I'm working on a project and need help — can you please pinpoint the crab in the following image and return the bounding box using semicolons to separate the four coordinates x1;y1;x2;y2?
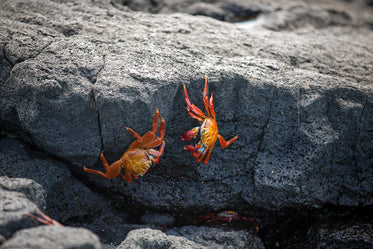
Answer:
27;208;63;226
182;76;238;164
83;106;165;183
193;210;259;231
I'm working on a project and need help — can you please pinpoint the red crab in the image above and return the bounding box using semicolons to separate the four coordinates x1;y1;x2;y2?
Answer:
84;107;165;183
193;210;259;231
27;208;63;226
182;76;238;164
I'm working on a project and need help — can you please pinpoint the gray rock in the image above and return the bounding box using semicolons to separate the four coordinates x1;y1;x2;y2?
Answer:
117;228;206;249
0;225;101;249
0;0;372;213
0;189;39;239
313;222;373;249
0;176;45;210
167;226;265;249
0;138;107;222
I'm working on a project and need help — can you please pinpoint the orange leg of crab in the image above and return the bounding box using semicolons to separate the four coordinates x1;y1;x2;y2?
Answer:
143;116;165;148
203;75;216;119
183;82;205;122
217;134;239;148
83;151;122;179
202;146;214;164
148;140;165;164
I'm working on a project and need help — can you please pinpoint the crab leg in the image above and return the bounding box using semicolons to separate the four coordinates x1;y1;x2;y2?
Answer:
149;140;165;164
83;152;122;179
183;82;205;122
125;126;142;141
217;134;239;148
208;92;215;119
203;75;212;117
27;208;63;226
196;148;209;163
202;146;214;164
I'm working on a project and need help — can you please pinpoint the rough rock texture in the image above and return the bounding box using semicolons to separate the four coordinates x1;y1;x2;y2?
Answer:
117;228;206;249
1;0;370;212
0;138;108;223
0;225;101;249
315;222;373;249
0;176;45;210
0;0;372;248
167;226;265;249
0;189;39;239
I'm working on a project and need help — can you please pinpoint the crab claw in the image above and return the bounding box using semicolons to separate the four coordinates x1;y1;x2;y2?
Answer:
182;130;197;141
184;144;200;152
182;127;199;141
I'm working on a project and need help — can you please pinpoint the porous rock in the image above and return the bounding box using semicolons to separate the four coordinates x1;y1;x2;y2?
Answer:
0;225;101;249
116;228;206;249
0;0;372;213
0;189;39;239
0;138;108;223
310;221;373;249
0;176;45;210
167;226;265;249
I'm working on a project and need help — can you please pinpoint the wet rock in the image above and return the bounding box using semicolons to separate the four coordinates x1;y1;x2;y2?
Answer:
0;225;101;249
0;189;39;239
167;226;265;249
0;176;45;210
0;138;108;223
117;228;206;249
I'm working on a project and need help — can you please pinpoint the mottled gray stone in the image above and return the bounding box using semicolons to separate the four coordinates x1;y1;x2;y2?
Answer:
0;138;107;223
167;226;265;249
0;0;372;212
315;222;373;249
0;225;101;249
0;176;45;210
0;189;39;239
117;228;206;249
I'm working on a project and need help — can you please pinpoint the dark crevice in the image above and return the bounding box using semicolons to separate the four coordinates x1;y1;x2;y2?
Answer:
252;86;278;192
88;55;106;151
90;88;104;152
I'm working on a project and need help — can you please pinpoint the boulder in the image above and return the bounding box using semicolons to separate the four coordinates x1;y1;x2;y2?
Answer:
0;176;45;210
167;226;265;249
0;138;108;223
0;0;372;213
117;228;206;249
0;225;101;249
0;189;39;239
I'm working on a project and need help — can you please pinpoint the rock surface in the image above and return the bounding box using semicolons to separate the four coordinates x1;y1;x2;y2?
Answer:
0;138;108;223
0;176;45;210
0;225;101;249
117;228;206;249
1;0;371;212
0;189;39;239
0;0;372;248
167;226;264;249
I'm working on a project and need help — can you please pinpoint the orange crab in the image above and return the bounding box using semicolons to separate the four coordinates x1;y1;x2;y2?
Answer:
182;76;238;164
83;107;165;183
